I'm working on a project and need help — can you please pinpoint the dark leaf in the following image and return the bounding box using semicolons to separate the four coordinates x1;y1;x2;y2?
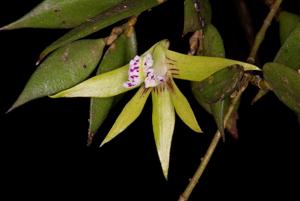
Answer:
39;0;166;61
279;11;300;44
9;39;105;111
0;0;124;29
183;0;211;35
263;62;300;113
275;22;300;71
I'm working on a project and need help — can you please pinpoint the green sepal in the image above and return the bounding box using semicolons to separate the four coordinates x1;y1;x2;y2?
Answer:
169;79;202;133
167;50;259;82
152;88;175;179
100;87;151;146
51;65;133;98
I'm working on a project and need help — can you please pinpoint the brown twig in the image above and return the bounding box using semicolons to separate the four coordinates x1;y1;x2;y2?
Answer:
178;79;248;201
247;0;282;64
104;16;138;46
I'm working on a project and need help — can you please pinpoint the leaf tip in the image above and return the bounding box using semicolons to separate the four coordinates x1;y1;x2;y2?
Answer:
0;23;15;31
6;96;30;113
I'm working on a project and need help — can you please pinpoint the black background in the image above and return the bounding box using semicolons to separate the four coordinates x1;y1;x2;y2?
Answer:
1;0;300;200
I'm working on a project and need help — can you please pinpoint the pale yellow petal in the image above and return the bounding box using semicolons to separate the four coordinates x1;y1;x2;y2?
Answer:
169;80;202;133
100;87;151;146
51;65;136;98
166;50;260;81
152;88;175;179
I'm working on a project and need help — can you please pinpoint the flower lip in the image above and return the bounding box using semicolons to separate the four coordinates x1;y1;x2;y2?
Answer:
124;53;167;89
123;55;142;88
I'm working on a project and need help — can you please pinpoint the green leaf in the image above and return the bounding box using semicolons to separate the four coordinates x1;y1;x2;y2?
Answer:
191;65;244;103
275;22;300;71
100;87;151;146
88;29;137;145
279;11;300;44
198;0;212;24
0;0;124;30
202;24;225;57
51;65;133;98
167;50;259;81
191;65;243;137
39;0;166;60
210;101;225;140
88;98;113;145
170;79;202;133
183;0;212;35
251;89;269;104
152;88;175;179
183;0;201;35
263;62;300;113
9;39;105;111
225;98;239;139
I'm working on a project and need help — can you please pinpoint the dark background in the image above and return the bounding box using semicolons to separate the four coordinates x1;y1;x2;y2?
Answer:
1;0;299;200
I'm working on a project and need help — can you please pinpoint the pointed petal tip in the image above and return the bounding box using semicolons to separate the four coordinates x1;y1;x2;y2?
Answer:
6;106;15;114
195;126;203;133
99;139;108;148
163;171;168;180
0;26;6;31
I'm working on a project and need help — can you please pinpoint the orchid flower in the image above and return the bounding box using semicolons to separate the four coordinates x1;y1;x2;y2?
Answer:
51;40;259;178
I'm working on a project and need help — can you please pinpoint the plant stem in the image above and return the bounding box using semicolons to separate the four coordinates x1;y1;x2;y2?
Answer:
178;2;281;199
178;83;246;201
178;131;220;201
247;0;282;63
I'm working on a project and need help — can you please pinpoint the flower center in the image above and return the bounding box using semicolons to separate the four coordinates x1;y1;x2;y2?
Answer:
123;54;166;88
